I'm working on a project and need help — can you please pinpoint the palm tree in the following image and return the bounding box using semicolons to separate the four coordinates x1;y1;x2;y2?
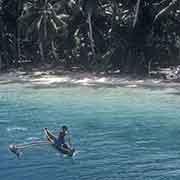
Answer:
17;0;27;62
18;0;68;62
81;0;98;64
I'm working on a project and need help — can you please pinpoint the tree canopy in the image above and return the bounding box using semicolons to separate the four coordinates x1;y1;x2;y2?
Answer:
0;0;180;74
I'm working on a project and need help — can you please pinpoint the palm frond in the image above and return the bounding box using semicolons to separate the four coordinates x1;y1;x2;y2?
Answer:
153;0;178;23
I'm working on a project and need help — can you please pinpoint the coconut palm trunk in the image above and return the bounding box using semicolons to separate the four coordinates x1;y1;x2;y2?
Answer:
17;0;23;62
51;40;58;62
0;54;2;71
133;0;141;28
17;23;21;61
39;41;45;62
87;12;96;63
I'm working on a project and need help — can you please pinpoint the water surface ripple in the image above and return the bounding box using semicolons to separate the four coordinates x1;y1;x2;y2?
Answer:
0;84;180;180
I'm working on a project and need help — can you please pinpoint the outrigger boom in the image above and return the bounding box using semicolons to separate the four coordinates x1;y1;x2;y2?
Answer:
9;141;49;158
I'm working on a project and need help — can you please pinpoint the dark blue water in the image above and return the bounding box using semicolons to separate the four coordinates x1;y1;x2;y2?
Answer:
1;83;180;180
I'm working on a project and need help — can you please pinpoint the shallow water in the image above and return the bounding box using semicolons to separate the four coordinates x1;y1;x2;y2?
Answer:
1;83;180;180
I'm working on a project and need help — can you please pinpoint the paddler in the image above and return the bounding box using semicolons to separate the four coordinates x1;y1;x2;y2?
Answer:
56;125;72;150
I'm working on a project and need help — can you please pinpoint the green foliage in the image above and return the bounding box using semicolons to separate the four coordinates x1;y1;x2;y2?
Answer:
0;0;180;73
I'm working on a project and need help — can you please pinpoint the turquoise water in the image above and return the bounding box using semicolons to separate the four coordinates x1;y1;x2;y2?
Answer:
1;83;180;180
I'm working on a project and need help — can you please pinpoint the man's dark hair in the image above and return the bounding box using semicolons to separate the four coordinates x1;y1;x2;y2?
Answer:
62;125;68;130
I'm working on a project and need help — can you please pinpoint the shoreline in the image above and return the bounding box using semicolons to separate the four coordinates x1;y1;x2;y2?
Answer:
0;68;180;90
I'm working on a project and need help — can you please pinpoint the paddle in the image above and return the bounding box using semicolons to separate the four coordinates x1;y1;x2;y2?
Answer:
67;130;73;149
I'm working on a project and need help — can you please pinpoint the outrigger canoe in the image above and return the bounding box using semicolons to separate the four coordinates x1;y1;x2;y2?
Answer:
44;128;75;156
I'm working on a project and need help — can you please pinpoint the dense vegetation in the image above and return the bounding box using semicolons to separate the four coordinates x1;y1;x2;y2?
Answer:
0;0;180;74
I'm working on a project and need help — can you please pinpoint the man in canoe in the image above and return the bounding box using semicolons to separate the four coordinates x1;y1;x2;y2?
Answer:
56;125;72;150
44;126;74;155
